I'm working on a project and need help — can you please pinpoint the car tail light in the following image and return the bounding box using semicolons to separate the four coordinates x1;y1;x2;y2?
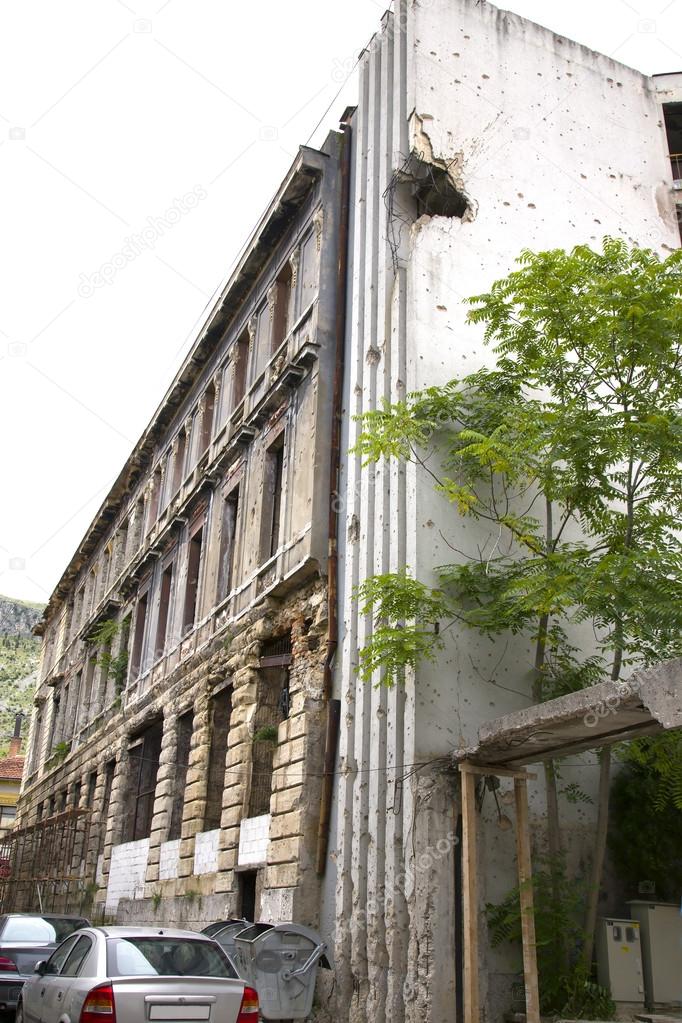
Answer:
80;983;116;1023
236;986;258;1021
0;956;17;972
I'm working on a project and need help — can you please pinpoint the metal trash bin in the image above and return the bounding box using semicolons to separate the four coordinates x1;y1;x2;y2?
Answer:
234;922;331;1020
204;919;250;975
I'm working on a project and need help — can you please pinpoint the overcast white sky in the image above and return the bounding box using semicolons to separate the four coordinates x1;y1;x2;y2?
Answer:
0;0;678;607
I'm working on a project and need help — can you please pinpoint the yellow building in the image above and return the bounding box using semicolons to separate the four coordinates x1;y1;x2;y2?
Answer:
0;724;24;841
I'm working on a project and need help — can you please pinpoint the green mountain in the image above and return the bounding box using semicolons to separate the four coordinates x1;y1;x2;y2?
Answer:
0;596;44;756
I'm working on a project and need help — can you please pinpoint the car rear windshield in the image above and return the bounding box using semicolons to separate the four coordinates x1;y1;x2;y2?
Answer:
107;938;237;979
2;917;89;943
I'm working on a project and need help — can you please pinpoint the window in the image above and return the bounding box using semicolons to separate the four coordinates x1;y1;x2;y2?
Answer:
663;103;682;241
81;652;97;725
271;262;292;352
217;488;239;601
98;760;115;859
204;687;232;831
261;436;284;561
168;710;193;841
172;430;187;495
43;935;80;974
248;636;290;819
107;938;236;979
125;721;163;843
147;468;162;531
86;771;97;807
1;917;89;943
131;590;149;678
154;560;175;659
0;806;16;829
73;780;82;809
200;383;216;454
232;333;249;412
61;935;92;977
182;524;204;633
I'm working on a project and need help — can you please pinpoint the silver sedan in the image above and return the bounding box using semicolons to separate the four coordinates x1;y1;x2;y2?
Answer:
17;926;258;1023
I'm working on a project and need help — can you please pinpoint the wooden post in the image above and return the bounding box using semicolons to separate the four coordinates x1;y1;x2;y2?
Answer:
460;765;480;1023
514;777;541;1023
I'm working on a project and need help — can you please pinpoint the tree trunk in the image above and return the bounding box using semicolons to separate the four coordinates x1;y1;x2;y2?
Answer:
582;747;611;970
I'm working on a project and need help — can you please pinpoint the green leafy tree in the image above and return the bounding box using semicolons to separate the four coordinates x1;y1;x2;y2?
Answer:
354;238;682;970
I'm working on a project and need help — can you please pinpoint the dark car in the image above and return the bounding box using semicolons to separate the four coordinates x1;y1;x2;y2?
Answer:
0;914;90;1015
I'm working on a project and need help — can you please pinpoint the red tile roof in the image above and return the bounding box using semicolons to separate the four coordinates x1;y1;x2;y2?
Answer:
0;756;24;780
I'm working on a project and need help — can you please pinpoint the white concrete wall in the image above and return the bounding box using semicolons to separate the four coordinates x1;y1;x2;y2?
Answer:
193;829;220;876
238;814;271;866
105;838;149;915
325;2;679;1022
159;838;180;881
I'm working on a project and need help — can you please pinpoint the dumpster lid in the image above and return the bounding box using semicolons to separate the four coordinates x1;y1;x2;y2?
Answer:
234;922;274;943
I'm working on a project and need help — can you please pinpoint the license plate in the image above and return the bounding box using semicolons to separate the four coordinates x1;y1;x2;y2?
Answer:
149;1006;211;1020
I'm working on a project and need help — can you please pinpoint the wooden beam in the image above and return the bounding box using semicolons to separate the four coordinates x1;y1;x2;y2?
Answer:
460;766;480;1023
459;762;537;781
514;776;541;1023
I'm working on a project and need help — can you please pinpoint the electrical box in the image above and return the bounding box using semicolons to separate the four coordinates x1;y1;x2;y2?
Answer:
596;917;645;1005
628;901;682;1007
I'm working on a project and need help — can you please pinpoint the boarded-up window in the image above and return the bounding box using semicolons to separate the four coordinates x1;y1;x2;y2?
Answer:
204;687;233;831
125;721;163;843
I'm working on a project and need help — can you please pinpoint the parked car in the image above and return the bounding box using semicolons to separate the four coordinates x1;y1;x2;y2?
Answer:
0;914;90;1016
16;926;258;1023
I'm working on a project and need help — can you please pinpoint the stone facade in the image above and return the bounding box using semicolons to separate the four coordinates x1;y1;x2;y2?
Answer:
17;131;344;931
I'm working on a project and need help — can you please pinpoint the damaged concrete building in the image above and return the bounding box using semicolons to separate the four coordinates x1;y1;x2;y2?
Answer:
14;1;682;1021
317;3;682;1023
15;130;345;928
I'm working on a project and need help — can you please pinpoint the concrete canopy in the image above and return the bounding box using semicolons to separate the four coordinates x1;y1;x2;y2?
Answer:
455;658;682;768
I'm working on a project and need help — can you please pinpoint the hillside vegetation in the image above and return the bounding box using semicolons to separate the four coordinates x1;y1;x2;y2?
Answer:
0;596;44;756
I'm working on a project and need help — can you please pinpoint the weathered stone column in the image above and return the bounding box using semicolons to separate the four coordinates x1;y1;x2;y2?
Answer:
145;707;178;887
176;687;210;881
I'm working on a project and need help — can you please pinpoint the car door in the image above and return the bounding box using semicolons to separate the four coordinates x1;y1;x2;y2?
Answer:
22;937;79;1023
41;936;93;1023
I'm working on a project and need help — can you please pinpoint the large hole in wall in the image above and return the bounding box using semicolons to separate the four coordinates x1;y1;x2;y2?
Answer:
411;162;469;219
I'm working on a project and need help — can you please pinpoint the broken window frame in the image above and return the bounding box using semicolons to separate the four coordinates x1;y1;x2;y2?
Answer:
260;432;285;563
203;684;233;832
182;510;207;635
131;578;152;680
217;484;240;604
168;708;193;842
125;720;163;844
154;549;176;662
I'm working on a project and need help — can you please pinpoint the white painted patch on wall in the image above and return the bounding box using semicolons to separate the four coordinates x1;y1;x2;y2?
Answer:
105;839;150;915
159;838;181;880
260;886;295;923
238;814;271;866
193;830;220;875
